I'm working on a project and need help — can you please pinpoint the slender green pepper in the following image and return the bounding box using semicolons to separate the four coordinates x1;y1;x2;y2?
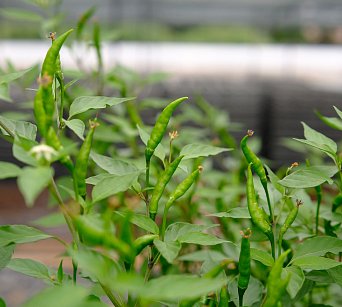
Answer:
218;285;229;307
280;199;302;239
41;29;73;78
263;250;291;307
161;166;203;238
241;130;273;219
33;84;48;137
75;120;99;198
74;215;131;256
149;155;184;220
246;164;272;235
133;234;159;256
238;229;251;307
145;97;188;162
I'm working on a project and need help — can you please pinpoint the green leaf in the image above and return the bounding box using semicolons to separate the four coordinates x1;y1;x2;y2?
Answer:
180;143;232;160
178;250;227;262
71;248;121;285
292;237;342;261
17;166;53;207
0;116;37;140
283;266;305;299
31;212;65;228
64;119;85;140
0;225;51;246
164;222;218;242
334;106;342;119
115;212;159;234
292;256;342;270
177;232;226;245
0;8;43;22
209;207;250;219
328;265;342;287
293;122;337;160
0;67;35;85
137;125;165;162
250;248;274;266
142;275;227;301
69;96;134;118
0;162;21;179
315;110;342;131
13;138;38;166
23;284;91;307
0;83;11;102
92;171;140;203
154;239;181;263
278;165;338;188
7;258;52;282
0;297;5;307
90;152;138;175
0;244;15;271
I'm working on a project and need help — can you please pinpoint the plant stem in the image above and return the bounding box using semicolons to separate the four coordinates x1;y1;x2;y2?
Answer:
145;157;151;216
100;283;125;307
315;185;322;235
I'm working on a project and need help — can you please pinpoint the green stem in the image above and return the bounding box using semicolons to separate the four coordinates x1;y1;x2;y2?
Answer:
315;185;322;235
238;287;246;307
145;157;151;216
58;78;65;129
264;184;274;222
100;283;125;307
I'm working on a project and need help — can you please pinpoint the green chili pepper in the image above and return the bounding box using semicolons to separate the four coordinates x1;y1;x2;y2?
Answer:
218;285;229;307
263;250;291;307
203;259;232;278
161;165;203;238
74;215;131;256
33;86;48;137
41;29;73;78
75;120;99;198
133;234;158;256
246;164;272;235
241;130;273;219
145;97;188;162
149;155;184;220
238;229;251;307
76;6;96;40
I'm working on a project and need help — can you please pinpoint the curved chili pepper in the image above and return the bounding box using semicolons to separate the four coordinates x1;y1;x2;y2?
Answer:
263;250;291;307
238;229;251;307
74;215;131;256
218;285;229;307
161;166;203;237
145;97;188;162
241;130;273;219
75;120;99;198
133;234;158;256
149;155;184;220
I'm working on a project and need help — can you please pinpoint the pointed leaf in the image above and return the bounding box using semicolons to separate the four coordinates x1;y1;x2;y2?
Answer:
209;207;250;219
69;96;134;118
92;171;140;203
283;266;305;299
154;239;181;263
0;162;21;179
165;222;218;242
292;256;342;270
7;258;52;282
292;236;342;261
180;143;232;160
115;212;159;234
250;248;274;266
0;83;11;102
0;244;15;271
0;225;51;246
0;67;35;85
178;250;227;262
334;106;342;119
177;232;227;245
17;166;53;207
315;110;342;130
0;115;37;140
64;119;85;140
91;152;138;175
278;165;338;188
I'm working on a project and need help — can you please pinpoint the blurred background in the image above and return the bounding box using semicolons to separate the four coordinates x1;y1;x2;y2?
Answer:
0;0;341;165
0;1;342;305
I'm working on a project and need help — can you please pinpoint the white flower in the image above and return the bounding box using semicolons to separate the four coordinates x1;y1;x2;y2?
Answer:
29;144;57;162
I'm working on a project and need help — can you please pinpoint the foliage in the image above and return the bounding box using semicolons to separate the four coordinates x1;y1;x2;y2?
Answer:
0;3;342;307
